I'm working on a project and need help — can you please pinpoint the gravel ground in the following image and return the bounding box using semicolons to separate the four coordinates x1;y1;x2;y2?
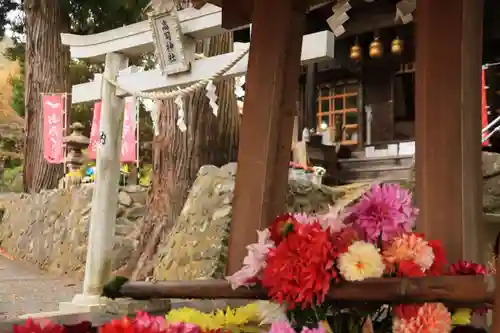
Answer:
0;256;80;320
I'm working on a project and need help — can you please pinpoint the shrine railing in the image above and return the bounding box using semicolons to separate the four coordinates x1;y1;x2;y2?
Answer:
110;275;495;309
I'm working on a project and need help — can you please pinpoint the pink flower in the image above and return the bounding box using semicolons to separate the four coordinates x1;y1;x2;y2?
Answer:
317;206;346;233
393;303;451;333
301;326;326;333
383;233;435;271
135;312;166;331
226;229;275;289
293;213;313;224
349;184;418;242
268;322;295;333
166;322;200;333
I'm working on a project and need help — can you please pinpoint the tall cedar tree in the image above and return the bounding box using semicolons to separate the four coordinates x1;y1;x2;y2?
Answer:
122;0;240;279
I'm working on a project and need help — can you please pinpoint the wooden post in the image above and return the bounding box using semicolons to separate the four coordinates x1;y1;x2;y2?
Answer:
72;52;128;306
305;64;317;130
227;0;306;274
415;0;483;263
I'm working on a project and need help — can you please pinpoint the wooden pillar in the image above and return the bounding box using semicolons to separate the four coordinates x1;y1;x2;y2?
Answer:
227;0;306;274
415;0;483;263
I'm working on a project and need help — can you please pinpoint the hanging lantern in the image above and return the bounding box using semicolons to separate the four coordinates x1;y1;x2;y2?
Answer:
350;41;362;61
369;36;383;58
391;36;404;55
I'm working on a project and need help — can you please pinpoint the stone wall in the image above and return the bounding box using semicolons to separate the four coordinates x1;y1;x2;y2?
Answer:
2;156;500;279
0;185;147;277
0;163;354;280
152;163;360;281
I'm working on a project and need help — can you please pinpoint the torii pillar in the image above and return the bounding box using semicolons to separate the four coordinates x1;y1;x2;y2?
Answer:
415;0;484;263
227;0;305;273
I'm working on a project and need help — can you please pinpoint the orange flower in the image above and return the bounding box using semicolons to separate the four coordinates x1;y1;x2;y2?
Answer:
383;233;434;272
393;303;451;333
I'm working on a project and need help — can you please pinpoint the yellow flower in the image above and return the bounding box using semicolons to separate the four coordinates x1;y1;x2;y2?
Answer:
451;308;472;326
166;303;260;331
337;241;385;281
166;307;217;330
212;304;260;329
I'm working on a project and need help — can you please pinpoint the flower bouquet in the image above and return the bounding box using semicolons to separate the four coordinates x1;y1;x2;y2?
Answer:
13;304;283;333
15;184;489;333
225;183;489;333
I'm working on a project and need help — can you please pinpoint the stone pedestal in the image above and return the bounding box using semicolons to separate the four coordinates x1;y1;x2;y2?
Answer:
57;294;170;315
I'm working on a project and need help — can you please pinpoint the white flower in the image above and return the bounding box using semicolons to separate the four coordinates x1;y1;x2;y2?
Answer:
338;241;385;281
317;205;346;233
255;301;288;325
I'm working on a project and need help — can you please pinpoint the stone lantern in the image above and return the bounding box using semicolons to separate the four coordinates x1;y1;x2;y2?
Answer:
62;122;90;187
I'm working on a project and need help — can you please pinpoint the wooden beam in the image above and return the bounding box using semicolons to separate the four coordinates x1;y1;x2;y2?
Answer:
70;31;334;104
415;0;483;263
117;276;495;308
221;0;252;30
208;0;332;30
227;0;307;274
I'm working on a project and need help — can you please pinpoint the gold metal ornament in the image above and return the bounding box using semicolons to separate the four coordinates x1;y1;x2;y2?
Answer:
369;36;383;58
350;42;362;61
391;36;404;55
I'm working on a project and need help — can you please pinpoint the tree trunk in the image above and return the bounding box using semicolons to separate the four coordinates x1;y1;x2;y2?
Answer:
23;0;69;192
124;12;240;280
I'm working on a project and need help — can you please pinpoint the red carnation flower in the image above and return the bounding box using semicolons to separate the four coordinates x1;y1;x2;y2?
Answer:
449;260;488;315
269;213;299;244
331;227;360;254
99;317;134;333
14;319;65;333
394;304;421;320
100;315;165;333
262;222;337;309
449;260;487;276
428;240;447;276
397;260;425;277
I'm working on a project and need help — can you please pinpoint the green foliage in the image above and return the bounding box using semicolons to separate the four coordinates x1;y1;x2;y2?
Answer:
0;165;23;192
8;74;24;117
5;42;25;117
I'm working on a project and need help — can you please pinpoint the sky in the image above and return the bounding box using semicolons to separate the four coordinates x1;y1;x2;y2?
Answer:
4;3;23;39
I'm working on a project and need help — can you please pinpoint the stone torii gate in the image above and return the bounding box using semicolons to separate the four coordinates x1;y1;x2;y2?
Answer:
59;3;334;310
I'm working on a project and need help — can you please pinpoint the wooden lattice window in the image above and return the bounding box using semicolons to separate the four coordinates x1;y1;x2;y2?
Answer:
316;83;359;145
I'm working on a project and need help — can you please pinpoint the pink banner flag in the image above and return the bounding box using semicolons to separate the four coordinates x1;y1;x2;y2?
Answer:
42;94;65;164
120;101;137;162
88;100;137;162
88;102;102;160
